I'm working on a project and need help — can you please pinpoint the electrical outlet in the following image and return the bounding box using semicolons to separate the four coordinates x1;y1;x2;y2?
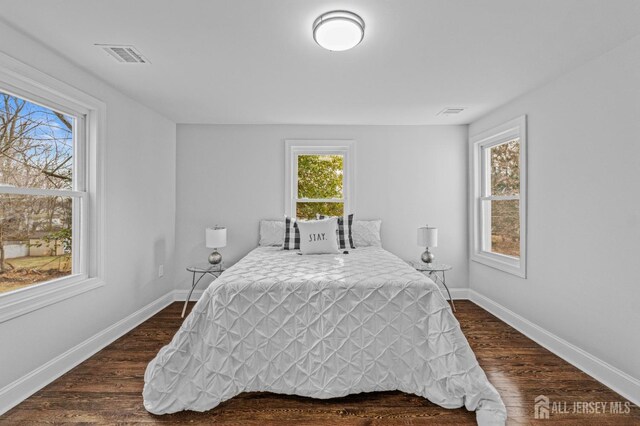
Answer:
158;264;164;277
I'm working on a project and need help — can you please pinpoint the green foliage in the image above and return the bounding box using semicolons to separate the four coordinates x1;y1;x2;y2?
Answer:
296;155;344;219
296;202;344;220
297;155;343;199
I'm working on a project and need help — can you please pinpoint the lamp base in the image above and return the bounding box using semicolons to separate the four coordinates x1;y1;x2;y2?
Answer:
421;248;435;263
208;250;222;265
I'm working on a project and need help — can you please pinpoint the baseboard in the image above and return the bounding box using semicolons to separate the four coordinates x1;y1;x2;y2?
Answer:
468;289;640;407
2;286;637;416
173;288;204;302
0;291;176;416
447;287;469;300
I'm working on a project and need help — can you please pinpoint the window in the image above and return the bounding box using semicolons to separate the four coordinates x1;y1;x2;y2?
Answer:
0;52;104;322
470;116;527;277
0;91;84;294
285;140;354;219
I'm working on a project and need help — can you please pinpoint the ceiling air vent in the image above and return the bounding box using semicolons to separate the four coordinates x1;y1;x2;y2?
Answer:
96;44;149;64
438;107;465;116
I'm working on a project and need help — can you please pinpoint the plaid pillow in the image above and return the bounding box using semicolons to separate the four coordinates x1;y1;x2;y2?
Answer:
317;214;355;249
283;216;300;250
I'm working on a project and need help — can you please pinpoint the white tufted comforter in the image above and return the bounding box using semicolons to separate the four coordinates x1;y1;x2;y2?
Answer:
143;247;506;425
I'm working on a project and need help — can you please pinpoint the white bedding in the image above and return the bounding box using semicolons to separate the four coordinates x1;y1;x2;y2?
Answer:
143;247;506;425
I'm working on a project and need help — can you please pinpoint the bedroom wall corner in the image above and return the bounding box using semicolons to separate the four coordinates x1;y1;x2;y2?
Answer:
467;35;640;385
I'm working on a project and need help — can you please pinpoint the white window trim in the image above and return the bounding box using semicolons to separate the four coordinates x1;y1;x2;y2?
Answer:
284;140;355;218
469;115;527;278
0;51;106;323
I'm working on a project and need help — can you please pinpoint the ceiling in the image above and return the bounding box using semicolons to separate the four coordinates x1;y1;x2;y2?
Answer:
1;0;640;125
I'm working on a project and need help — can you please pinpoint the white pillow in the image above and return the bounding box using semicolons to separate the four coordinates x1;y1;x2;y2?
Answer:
353;220;382;247
297;218;340;255
258;220;285;246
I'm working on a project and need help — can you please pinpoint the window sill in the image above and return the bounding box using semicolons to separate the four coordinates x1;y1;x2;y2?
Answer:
471;251;526;278
0;274;104;323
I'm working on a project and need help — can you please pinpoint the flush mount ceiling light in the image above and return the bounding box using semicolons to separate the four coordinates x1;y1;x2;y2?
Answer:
313;10;365;51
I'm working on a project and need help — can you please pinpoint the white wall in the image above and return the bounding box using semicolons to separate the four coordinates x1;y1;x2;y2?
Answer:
176;124;468;289
0;22;176;389
469;36;640;380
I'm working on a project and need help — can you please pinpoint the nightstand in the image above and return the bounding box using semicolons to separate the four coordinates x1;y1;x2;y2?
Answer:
183;263;225;318
409;261;456;312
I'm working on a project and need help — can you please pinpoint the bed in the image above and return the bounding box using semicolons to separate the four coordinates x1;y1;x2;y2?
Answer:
143;246;506;425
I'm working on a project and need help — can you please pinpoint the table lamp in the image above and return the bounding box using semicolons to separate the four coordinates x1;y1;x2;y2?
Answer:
417;225;438;263
206;226;227;265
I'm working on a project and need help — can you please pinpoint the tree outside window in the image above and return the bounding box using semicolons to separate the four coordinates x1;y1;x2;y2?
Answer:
1;92;74;293
489;140;520;257
470;115;526;278
296;154;345;219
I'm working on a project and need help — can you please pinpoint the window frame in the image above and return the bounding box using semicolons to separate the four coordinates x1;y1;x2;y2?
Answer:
469;116;527;278
0;51;105;323
285;140;355;219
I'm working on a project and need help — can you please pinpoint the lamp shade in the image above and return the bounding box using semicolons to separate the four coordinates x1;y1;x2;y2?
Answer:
417;226;438;247
206;227;227;248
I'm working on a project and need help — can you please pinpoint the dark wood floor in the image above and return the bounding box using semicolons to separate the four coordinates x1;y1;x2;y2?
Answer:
2;301;638;425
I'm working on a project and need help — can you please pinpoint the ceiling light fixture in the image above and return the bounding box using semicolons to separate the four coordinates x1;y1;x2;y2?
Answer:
313;10;365;51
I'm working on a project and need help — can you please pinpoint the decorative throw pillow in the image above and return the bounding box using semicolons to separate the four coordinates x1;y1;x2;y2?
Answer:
317;213;355;249
283;216;300;250
298;218;340;255
259;220;285;246
352;220;382;247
